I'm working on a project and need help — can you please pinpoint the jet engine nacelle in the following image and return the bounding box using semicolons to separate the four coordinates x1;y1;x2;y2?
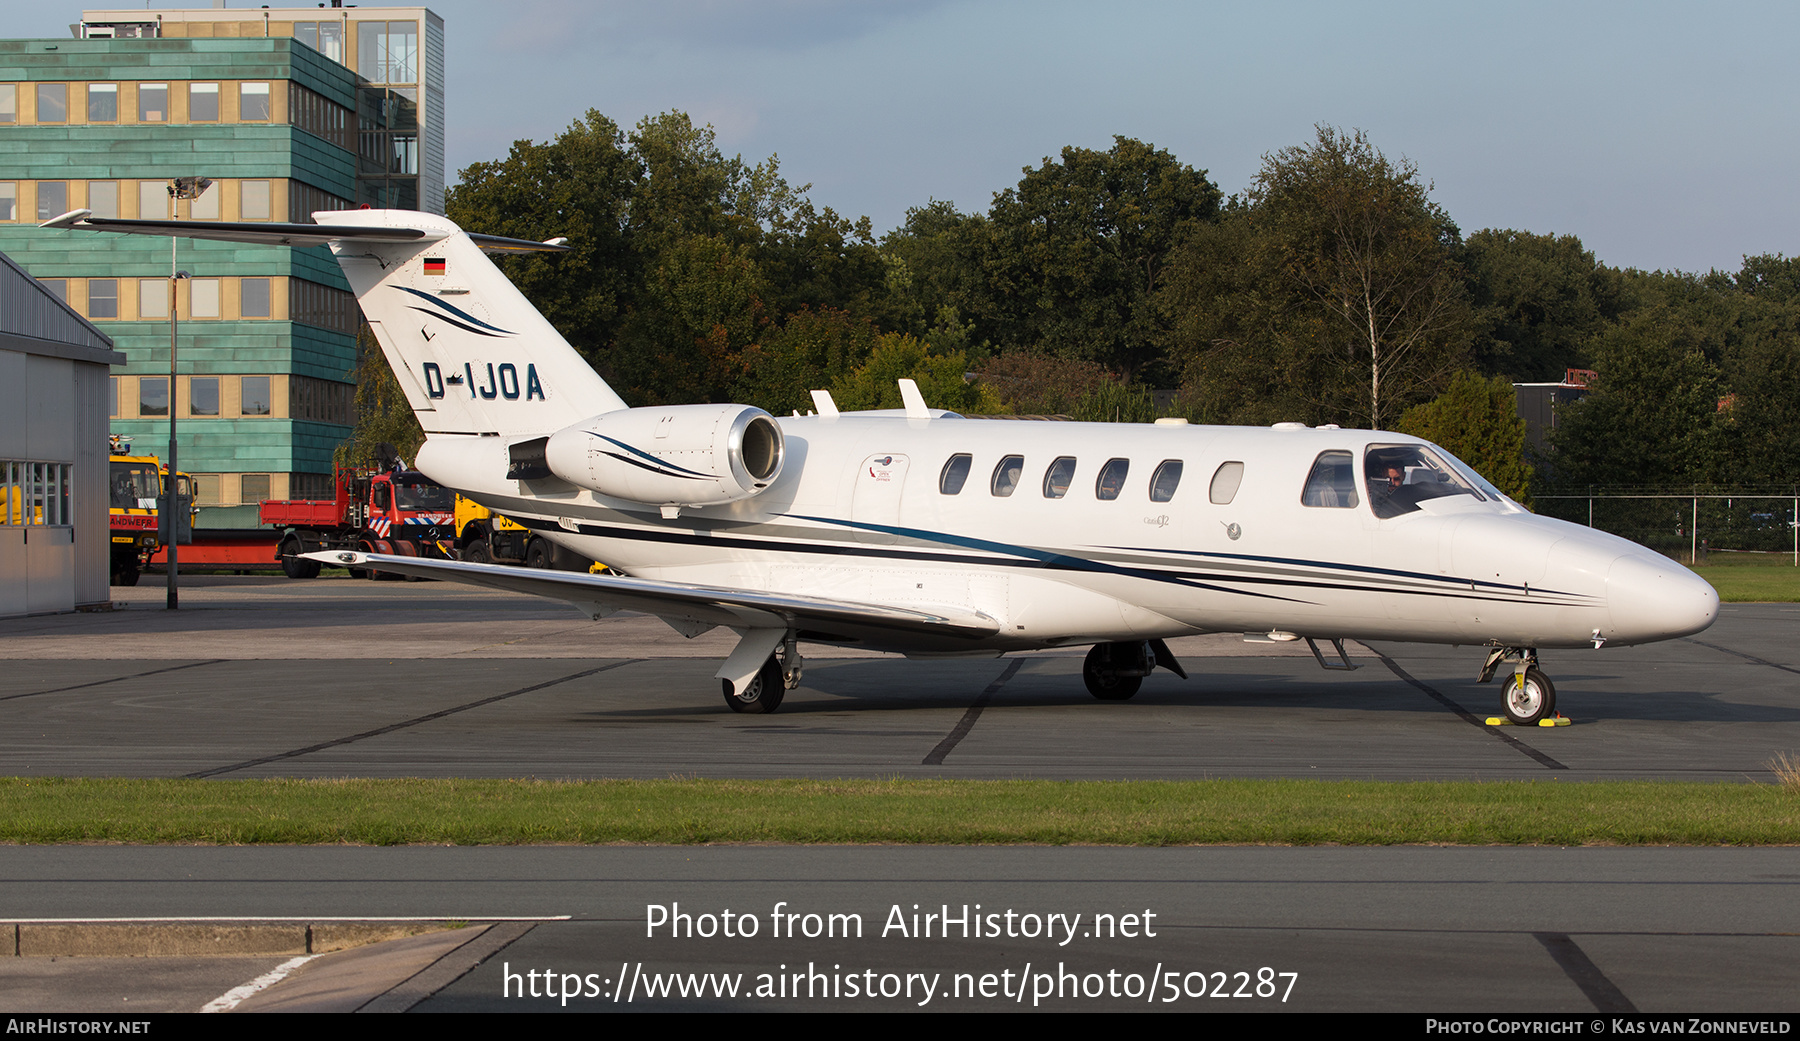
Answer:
542;404;785;507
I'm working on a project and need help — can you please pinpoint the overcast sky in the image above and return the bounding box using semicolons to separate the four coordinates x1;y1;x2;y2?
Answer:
32;1;1800;273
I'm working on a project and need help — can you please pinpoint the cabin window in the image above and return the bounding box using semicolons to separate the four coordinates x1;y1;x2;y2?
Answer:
1209;461;1244;505
1149;460;1183;503
939;454;972;495
1095;458;1129;501
1042;457;1077;499
1364;444;1488;519
990;455;1024;497
1302;451;1359;508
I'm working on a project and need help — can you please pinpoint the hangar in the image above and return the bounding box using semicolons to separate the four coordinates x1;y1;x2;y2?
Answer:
0;247;123;616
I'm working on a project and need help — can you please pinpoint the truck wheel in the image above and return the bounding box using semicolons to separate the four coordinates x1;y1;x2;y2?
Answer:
464;539;492;564
116;562;139;587
526;538;551;569
279;538;313;579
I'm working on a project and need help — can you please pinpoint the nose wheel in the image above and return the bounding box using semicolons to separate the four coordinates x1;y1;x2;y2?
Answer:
1480;647;1557;726
1501;666;1556;726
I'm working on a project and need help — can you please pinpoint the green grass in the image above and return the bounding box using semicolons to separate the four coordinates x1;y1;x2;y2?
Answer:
1688;552;1800;602
1;777;1796;846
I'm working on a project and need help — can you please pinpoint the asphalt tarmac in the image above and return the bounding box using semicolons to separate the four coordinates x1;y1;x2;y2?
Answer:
2;577;1797;1013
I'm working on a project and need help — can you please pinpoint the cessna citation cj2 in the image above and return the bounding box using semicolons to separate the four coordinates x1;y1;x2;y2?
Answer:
45;208;1719;722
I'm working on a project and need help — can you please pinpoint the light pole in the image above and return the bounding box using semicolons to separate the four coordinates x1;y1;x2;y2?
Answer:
162;176;208;611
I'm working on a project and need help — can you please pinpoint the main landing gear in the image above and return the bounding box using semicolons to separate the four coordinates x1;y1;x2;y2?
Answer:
1082;640;1187;701
1479;647;1557;726
721;636;805;714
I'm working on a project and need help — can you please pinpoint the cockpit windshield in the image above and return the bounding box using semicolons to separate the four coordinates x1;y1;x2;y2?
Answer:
1363;444;1488;519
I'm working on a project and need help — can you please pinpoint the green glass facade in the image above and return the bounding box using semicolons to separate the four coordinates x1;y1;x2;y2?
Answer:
0;37;362;513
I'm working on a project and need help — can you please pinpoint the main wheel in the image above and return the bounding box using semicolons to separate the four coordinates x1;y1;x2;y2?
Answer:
1083;643;1143;701
1502;666;1556;725
721;655;787;714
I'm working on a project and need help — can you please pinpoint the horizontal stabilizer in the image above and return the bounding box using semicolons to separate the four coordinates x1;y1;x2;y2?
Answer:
39;210;570;254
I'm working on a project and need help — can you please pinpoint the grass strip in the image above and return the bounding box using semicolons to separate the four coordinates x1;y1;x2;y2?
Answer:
1686;554;1800;602
1;777;1796;846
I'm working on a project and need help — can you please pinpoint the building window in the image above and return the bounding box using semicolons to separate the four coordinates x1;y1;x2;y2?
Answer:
0;461;73;527
37;181;67;220
0;183;14;221
139;278;168;319
87;83;118;122
39;279;66;303
88;278;118;319
359;20;418;84
138;83;167;122
241;376;271;416
241;180;271;220
189;83;218;122
191;474;221;505
36;84;67;123
241;82;271;121
139;377;169;417
109;377;118;418
189;181;218;220
89;180;119;219
138;180;168;219
294;22;345;64
190;279;220;318
0;85;14;123
241;278;271;318
189;376;219;417
240;474;270;505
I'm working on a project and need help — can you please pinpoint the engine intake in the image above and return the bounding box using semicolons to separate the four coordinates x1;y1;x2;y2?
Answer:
542;404;785;507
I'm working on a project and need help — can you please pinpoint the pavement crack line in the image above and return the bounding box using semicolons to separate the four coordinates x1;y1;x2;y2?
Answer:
359;922;539;1013
185;661;642;778
922;658;1024;766
0;659;226;702
1370;648;1569;770
1534;932;1638;1012
1686;637;1800;676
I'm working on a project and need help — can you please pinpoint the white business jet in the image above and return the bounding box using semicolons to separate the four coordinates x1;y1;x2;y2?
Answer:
44;208;1719;722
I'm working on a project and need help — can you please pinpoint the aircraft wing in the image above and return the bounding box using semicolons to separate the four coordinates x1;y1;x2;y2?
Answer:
304;551;1000;643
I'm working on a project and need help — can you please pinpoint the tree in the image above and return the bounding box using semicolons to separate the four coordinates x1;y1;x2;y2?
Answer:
336;326;423;469
1249;126;1475;429
446;111;640;373
1542;306;1725;488
830;333;1001;414
1396;370;1534;504
971;137;1221;379
1461;229;1625;382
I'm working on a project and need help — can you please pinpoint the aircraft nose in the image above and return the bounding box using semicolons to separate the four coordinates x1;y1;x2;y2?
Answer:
1605;553;1719;643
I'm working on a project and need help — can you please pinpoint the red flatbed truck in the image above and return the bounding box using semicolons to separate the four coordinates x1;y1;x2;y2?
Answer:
260;466;458;578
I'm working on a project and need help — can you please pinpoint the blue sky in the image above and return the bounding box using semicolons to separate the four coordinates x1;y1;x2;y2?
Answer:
31;1;1800;273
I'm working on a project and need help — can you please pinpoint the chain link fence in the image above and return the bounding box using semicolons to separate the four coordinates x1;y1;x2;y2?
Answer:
1535;488;1800;564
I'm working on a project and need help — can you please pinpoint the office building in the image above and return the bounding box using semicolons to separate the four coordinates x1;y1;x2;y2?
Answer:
0;5;442;515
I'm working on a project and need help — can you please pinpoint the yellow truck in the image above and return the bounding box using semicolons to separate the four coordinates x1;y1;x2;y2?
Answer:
453;495;596;571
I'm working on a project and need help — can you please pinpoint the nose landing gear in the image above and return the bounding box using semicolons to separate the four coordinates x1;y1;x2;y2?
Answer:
1479;647;1557;726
